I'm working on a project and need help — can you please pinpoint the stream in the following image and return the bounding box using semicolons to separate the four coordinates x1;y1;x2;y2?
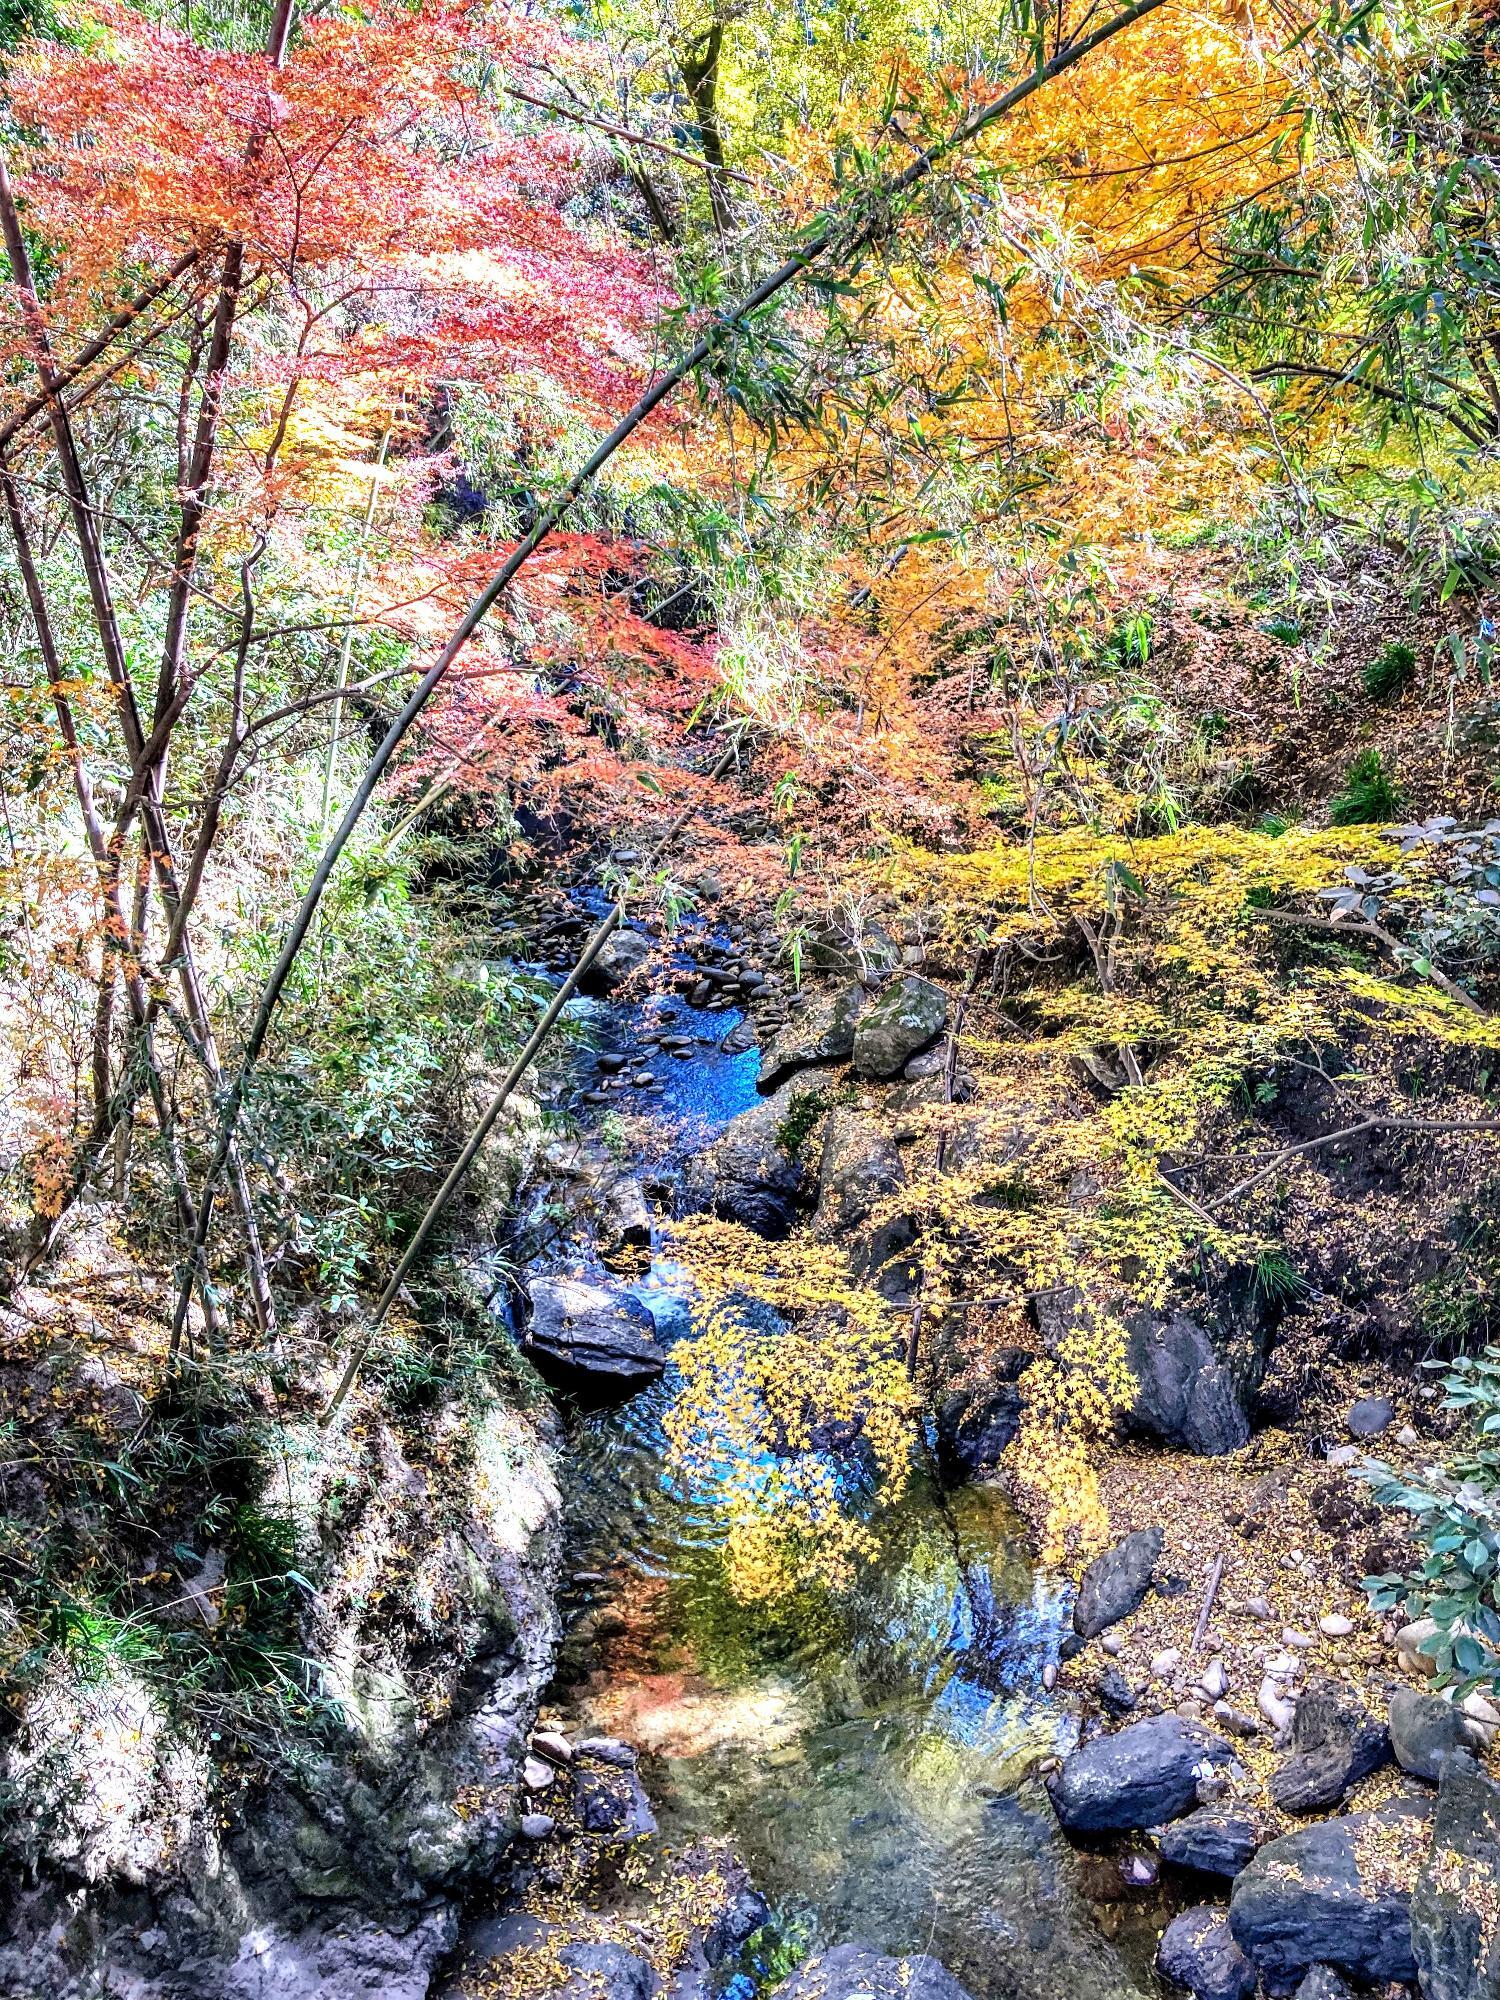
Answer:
518;938;1157;2000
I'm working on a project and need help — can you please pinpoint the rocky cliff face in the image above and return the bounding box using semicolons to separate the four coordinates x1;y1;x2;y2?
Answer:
0;1374;562;2000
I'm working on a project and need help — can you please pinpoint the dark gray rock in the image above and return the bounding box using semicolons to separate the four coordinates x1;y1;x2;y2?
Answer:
771;1942;974;2000
1048;1715;1235;1833
1125;1311;1250;1456
1073;1527;1164;1640
1096;1667;1137;1718
1389;1686;1489;1782
934;1377;1022;1479
525;1276;665;1396
757;983;867;1091
682;1083;816;1238
1158;1807;1263;1878
1157;1906;1257;2000
1228;1799;1430;1983
1347;1396;1395;1438
560;1941;657;2000
573;1767;657;1840
851;975;948;1078
1291;1970;1356;2000
1268;1678;1389;1814
702;1888;770;1966
814;1110;913;1278
1411;1754;1500;1998
575;1736;637;1767
583;928;653;993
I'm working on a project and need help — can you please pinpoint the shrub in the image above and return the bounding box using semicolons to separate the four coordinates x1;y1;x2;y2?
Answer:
1361;1345;1500;1693
1362;642;1418;701
1329;750;1403;825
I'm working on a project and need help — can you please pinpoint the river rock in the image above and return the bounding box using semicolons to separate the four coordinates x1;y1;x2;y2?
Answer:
1073;1527;1164;1640
1389;1686;1489;1781
814;1110;914;1279
702;1887;771;1966
1096;1666;1137;1718
934;1374;1024;1479
1268;1677;1389;1813
770;1942;974;2000
757;982;867;1092
1292;1971;1355;2000
583;927;653;992
851;975;948;1078
576;1736;637;1766
1410;1754;1500;1999
1396;1615;1441;1675
682;1083;816;1237
1157;1906;1257;2000
1047;1714;1235;1832
559;1941;656;2000
573;1766;657;1840
525;1276;665;1395
1228;1799;1431;1983
1124;1310;1250;1456
1346;1396;1395;1438
1158;1807;1263;1878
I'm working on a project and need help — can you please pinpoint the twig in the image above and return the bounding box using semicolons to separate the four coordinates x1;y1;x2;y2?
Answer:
1191;1552;1225;1655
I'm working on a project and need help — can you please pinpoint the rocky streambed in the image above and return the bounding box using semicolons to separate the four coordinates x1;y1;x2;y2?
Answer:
442;899;1500;2000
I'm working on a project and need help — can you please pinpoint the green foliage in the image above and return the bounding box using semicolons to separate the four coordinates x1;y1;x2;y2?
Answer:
1251;1246;1308;1308
1328;749;1404;826
775;1086;828;1160
1363;642;1418;701
1361;1345;1500;1694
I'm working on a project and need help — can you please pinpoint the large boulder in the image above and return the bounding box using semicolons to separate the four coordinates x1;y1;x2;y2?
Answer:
771;1942;973;2000
1157;1906;1257;2000
1268;1679;1389;1814
934;1373;1024;1481
757;983;867;1092
682;1083;817;1238
1048;1715;1235;1833
525;1276;665;1395
1228;1800;1431;1984
851;976;949;1079
582;927;653;993
814;1110;914;1280
1411;1754;1500;1999
1125;1310;1249;1456
1158;1807;1264;1879
1389;1686;1490;1782
1073;1527;1163;1641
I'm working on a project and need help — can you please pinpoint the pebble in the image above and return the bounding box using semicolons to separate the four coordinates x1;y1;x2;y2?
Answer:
1318;1614;1354;1638
596;1053;627;1074
1325;1444;1360;1469
1042;1663;1059;1691
1199;1659;1229;1700
522;1756;555;1791
1396;1424;1419;1448
1258;1680;1295;1734
519;1814;555;1840
1100;1632;1124;1657
1120;1854;1158;1887
1282;1627;1315;1649
1212;1701;1260;1738
1151;1648;1182;1678
631;1071;656;1087
1244;1596;1274;1621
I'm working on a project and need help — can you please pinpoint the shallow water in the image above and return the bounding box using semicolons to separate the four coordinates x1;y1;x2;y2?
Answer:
540;961;1151;1999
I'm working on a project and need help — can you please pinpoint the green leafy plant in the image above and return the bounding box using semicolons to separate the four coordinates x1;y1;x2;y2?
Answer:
1362;641;1417;701
1329;749;1404;826
1360;1345;1500;1692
